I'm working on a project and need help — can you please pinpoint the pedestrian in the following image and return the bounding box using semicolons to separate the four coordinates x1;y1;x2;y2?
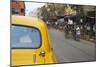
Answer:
72;24;76;40
64;23;69;38
68;19;73;30
75;26;81;41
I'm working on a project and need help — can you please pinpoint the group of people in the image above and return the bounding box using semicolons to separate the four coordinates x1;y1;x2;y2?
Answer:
64;19;81;41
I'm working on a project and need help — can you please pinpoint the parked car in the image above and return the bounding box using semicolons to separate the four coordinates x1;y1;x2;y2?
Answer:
11;15;56;66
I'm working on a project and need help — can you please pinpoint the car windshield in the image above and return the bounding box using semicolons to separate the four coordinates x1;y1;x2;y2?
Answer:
11;25;41;49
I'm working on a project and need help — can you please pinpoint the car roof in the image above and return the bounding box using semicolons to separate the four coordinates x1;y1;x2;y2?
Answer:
12;15;47;29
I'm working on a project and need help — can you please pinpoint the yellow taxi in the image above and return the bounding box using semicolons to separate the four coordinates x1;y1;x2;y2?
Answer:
11;15;56;66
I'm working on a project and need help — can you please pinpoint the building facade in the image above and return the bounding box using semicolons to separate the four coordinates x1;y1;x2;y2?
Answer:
11;1;25;16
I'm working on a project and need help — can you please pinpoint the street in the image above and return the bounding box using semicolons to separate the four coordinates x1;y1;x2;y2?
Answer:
11;1;96;66
48;28;96;63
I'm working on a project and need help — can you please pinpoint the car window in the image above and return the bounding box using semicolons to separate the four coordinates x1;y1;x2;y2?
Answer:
11;25;41;49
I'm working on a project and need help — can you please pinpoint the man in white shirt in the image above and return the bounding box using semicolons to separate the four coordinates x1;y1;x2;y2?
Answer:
76;26;80;41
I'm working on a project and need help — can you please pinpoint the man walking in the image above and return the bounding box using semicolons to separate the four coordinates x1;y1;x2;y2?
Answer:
75;26;81;41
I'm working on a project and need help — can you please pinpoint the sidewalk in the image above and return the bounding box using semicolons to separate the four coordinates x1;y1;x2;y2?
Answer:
80;39;96;46
80;35;96;43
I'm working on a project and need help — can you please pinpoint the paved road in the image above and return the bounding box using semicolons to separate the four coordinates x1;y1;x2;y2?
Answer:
48;28;96;63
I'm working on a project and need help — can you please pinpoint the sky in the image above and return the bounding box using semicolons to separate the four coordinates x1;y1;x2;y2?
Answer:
25;2;46;16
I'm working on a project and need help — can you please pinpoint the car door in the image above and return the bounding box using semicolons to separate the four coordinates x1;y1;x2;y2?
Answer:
11;25;46;66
